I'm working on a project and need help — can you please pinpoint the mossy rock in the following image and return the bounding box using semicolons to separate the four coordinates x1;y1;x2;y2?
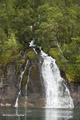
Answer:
26;49;36;60
65;64;80;82
0;48;26;73
66;74;74;82
0;50;13;64
22;76;28;87
31;65;38;76
21;62;31;87
30;65;39;81
15;58;26;75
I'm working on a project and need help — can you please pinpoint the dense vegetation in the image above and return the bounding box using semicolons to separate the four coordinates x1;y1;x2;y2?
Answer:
0;0;80;82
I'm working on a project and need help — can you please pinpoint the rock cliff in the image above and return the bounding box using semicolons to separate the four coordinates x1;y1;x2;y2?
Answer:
0;49;80;108
0;54;26;106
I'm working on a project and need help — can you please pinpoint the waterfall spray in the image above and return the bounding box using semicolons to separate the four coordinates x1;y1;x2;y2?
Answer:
30;40;74;108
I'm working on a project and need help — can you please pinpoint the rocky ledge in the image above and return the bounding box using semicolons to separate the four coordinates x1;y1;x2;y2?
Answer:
70;82;80;108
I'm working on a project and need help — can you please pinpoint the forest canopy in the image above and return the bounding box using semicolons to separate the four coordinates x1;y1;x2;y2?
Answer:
0;0;80;82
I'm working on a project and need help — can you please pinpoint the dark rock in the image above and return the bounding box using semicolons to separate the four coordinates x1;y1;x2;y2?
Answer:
0;55;26;106
20;56;45;107
27;56;44;101
28;65;43;95
70;82;80;108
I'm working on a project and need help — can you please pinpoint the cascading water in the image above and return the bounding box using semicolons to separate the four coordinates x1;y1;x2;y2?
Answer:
14;60;29;108
25;65;33;104
41;51;74;108
30;40;74;108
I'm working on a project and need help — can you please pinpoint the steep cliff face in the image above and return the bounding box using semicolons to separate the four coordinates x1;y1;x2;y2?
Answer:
19;55;45;107
0;49;80;108
27;56;45;107
0;55;26;106
70;83;80;108
60;71;80;108
0;48;45;107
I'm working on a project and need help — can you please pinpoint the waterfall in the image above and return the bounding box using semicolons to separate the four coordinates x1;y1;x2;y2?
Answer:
14;60;29;107
41;51;74;108
14;91;21;108
57;42;63;56
25;65;33;104
30;40;74;108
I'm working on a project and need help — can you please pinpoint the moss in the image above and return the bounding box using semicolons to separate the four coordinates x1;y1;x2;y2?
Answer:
0;50;12;59
22;75;28;87
15;58;26;75
0;48;26;69
65;64;80;82
21;62;31;87
49;48;61;62
49;48;67;69
26;49;36;60
0;50;13;65
31;65;38;76
66;74;74;82
49;47;80;83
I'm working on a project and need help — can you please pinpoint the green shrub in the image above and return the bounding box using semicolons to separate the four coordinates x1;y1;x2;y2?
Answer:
26;50;36;60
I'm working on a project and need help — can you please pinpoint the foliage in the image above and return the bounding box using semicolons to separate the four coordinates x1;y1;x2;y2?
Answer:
34;0;80;82
26;50;36;60
22;75;28;87
0;0;80;82
49;48;61;62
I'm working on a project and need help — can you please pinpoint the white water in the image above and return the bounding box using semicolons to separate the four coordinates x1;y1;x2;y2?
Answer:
41;51;74;108
15;40;36;109
29;39;35;47
14;60;29;107
25;65;33;103
29;40;74;108
57;42;63;56
30;26;33;31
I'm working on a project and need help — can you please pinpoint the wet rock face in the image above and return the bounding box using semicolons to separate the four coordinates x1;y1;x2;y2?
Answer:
0;47;45;107
27;63;45;107
0;64;19;106
60;71;80;108
20;56;45;107
70;82;80;108
28;64;43;96
29;58;44;97
0;86;17;105
1;50;80;108
0;56;26;107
